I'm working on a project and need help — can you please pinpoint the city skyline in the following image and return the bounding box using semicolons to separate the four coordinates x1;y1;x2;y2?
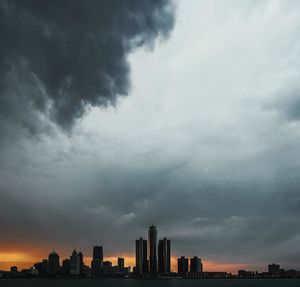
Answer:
1;0;300;277
0;225;298;275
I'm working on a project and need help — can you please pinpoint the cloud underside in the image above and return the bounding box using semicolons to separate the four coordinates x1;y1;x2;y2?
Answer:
0;0;174;132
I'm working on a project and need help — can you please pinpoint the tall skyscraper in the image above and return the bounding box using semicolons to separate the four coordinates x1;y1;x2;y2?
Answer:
78;251;84;275
91;245;103;276
158;237;171;274
178;256;189;275
47;251;60;276
190;256;203;273
148;225;158;273
70;249;80;276
118;257;125;271
135;237;148;273
93;246;103;261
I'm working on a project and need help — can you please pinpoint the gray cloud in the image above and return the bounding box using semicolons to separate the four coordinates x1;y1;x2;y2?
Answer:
270;86;300;122
0;0;174;132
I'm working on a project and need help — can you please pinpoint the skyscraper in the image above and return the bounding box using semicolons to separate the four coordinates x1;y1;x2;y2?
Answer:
70;249;80;276
47;251;60;276
135;237;148;273
91;245;103;276
148;225;158;273
78;251;84;276
118;257;125;271
178;256;189;275
158;237;171;274
190;256;203;273
93;246;103;262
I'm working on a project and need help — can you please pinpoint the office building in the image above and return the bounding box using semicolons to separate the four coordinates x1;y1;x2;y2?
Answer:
93;246;103;262
148;225;158;273
70;249;80;276
48;251;60;276
78;251;84;275
135;237;148;273
268;263;280;276
178;256;189;275
118;257;125;271
91;246;103;276
158;237;171;273
62;259;70;276
34;259;48;276
190;256;203;273
189;256;203;278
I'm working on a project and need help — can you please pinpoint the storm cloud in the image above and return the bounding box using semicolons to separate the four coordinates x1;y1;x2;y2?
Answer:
0;0;174;132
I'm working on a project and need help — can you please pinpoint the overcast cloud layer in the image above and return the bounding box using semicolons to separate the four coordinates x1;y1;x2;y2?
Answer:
1;0;300;272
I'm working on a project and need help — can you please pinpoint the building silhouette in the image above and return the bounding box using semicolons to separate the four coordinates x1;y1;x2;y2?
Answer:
10;266;18;273
178;256;189;275
190;256;203;273
62;259;70;276
118;258;125;271
91;246;103;276
158;237;171;274
78;251;84;276
70;249;80;276
34;259;48;276
148;225;158;273
268;263;280;277
93;246;103;261
103;261;112;267
47;251;60;276
135;237;148;273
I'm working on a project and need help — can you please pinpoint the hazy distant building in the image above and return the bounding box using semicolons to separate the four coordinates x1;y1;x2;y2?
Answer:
190;256;203;273
70;249;80;276
135;237;148;273
268;263;280;276
102;261;115;275
91;246;103;276
62;259;70;276
10;266;18;273
178;256;189;275
118;257;125;271
48;251;60;276
148;225;158;273
78;251;84;275
34;259;48;276
103;261;112;267
158;237;171;273
238;270;257;278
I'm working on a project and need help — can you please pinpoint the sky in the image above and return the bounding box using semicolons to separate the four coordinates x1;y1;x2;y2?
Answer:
1;0;300;273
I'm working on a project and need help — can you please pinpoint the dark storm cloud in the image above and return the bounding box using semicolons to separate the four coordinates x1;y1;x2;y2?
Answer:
0;0;174;131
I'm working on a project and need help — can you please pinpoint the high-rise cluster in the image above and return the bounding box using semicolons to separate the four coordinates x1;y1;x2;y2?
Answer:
135;225;171;275
177;256;203;277
31;247;130;278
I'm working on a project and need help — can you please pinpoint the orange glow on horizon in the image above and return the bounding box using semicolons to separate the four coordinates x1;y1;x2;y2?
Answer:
0;252;40;271
0;251;250;274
